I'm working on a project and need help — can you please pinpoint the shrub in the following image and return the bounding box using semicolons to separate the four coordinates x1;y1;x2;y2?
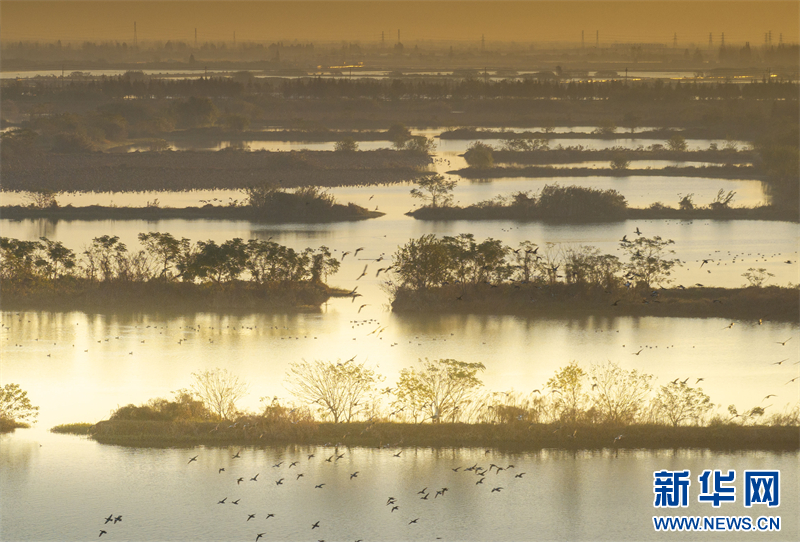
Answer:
464;142;494;168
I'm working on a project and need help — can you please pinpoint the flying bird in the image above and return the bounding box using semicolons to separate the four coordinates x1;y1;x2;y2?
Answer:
356;264;369;280
188;455;198;464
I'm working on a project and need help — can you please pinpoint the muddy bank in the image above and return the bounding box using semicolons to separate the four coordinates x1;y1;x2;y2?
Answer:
391;285;799;323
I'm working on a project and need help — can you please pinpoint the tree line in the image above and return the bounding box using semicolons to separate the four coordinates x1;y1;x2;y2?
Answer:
107;360;796;430
0;233;339;285
389;233;679;292
5;75;797;101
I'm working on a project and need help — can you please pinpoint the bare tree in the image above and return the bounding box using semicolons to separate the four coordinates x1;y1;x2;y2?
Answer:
284;359;382;423
589;361;654;424
394;358;485;423
652;382;714;427
190;368;249;421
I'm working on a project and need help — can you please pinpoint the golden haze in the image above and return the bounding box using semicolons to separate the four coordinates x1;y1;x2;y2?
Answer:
1;1;798;44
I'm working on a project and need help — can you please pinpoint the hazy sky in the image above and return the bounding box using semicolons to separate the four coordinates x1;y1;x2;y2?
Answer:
2;1;798;45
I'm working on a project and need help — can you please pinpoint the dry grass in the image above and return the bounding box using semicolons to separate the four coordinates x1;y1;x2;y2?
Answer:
83;420;799;451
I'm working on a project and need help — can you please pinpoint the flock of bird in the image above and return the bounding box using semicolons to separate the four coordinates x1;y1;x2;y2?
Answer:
175;446;530;542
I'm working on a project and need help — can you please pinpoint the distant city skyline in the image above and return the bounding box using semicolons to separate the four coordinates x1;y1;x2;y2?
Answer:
1;1;798;46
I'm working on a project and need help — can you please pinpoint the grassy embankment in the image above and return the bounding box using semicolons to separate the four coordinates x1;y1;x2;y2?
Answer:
409;202;795;223
489;148;756;165
0;186;383;223
454;164;758;181
0;419;31;432
0;149;431;193
407;183;797;223
0;280;347;312
391;284;799;322
51;419;800;451
439;127;733;141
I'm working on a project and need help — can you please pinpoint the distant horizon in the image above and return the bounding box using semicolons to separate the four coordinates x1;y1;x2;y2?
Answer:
1;1;798;46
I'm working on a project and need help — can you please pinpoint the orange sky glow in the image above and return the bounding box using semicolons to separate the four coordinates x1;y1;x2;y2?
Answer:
2;1;798;45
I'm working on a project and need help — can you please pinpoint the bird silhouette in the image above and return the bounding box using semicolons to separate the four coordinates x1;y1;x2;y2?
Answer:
247;514;256;521
354;247;365;257
772;359;788;365
312;521;320;529
103;515;113;524
391;506;399;512
232;499;240;505
777;338;792;346
188;455;198;464
356;265;369;280
315;484;325;489
491;487;504;493
417;487;427;494
350;471;359;479
250;474;259;481
237;477;244;485
358;304;369;313
99;531;107;537
515;472;526;478
276;478;284;485
218;468;225;473
218;498;227;504
289;461;299;468
266;513;275;519
232;451;241;459
409;518;419;525
255;534;266;542
476;478;485;485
